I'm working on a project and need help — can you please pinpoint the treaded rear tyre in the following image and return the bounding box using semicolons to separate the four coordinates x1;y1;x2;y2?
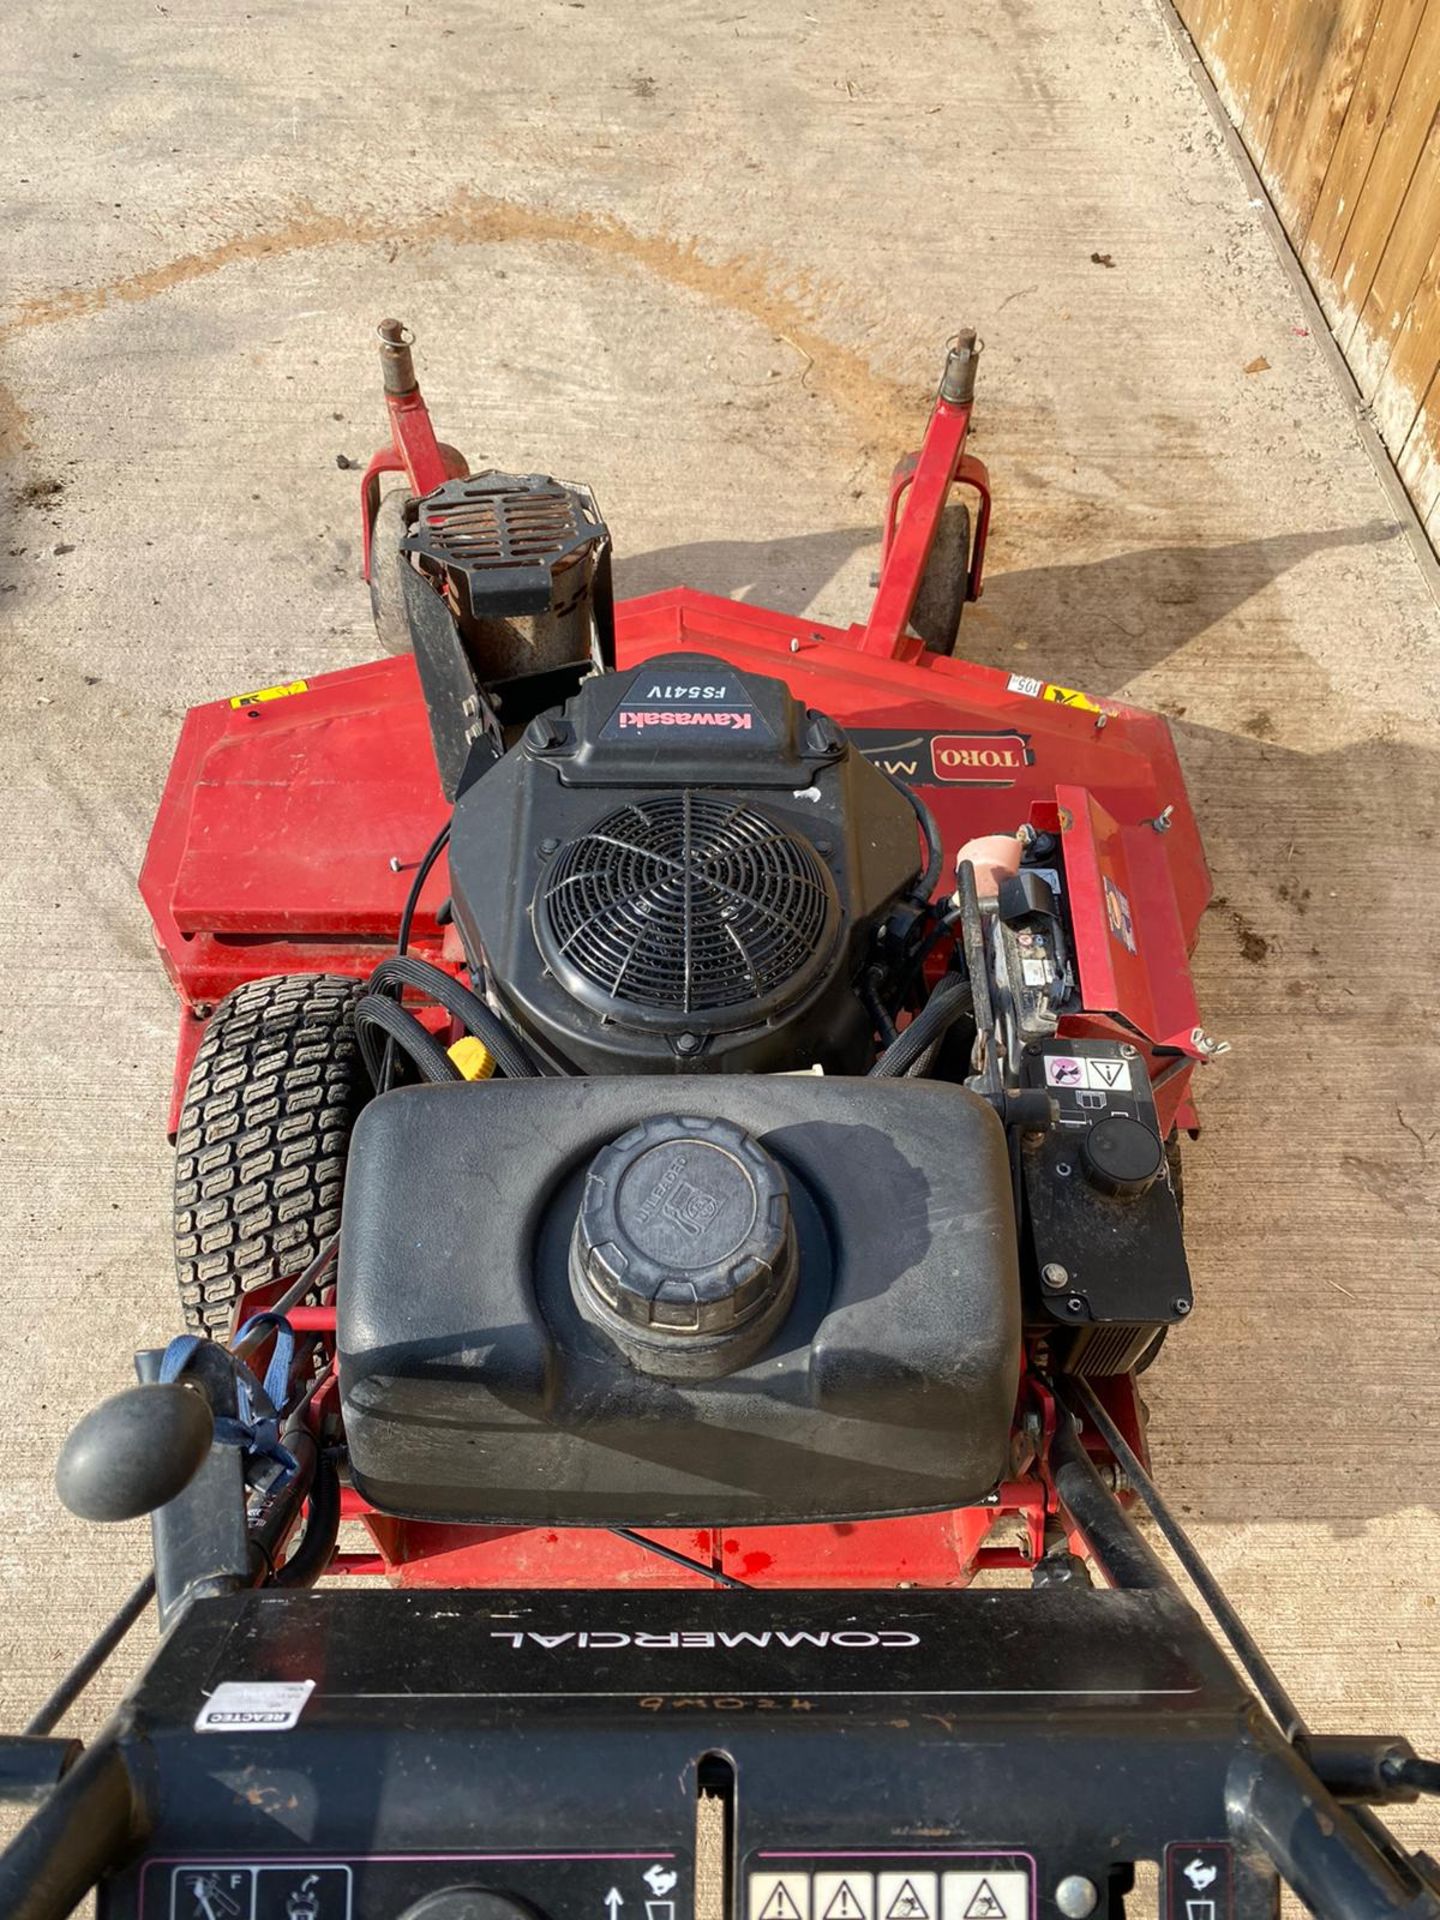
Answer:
173;974;368;1336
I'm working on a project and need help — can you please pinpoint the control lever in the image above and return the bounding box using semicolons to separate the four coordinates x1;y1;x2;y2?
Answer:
55;1384;213;1523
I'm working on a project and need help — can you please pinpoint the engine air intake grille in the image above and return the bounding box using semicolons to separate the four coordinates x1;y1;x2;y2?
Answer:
535;794;839;1032
402;470;608;621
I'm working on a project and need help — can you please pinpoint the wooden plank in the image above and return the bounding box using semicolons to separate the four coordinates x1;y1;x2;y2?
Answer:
1346;95;1440;405
1326;0;1440;347
1174;0;1219;43
1260;0;1383;236
1369;198;1440;447
1300;0;1430;291
1239;0;1299;159
1198;0;1277;130
1221;0;1286;136
1399;362;1440;523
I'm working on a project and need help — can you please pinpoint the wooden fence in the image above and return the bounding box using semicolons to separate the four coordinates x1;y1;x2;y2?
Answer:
1175;0;1440;547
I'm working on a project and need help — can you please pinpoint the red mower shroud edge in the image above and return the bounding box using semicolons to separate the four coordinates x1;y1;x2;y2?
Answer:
139;329;1210;1591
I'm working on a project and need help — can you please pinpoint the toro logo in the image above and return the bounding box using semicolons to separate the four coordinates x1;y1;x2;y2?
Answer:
929;732;1030;783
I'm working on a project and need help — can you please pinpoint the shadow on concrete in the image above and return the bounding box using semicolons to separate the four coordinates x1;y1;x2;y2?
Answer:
617;516;1402;688
614;523;877;610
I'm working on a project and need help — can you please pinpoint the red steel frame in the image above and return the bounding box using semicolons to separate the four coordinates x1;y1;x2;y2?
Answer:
139;332;1211;1592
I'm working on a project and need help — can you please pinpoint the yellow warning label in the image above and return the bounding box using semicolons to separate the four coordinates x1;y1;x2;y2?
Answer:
229;679;309;709
1042;682;1101;713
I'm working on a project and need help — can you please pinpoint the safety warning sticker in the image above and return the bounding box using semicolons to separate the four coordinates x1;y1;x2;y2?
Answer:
1041;683;1101;713
816;1876;875;1920
879;1873;936;1919
228;680;308;709
752;1875;811;1920
749;1861;1032;1920
1045;1054;1130;1093
1006;672;1102;714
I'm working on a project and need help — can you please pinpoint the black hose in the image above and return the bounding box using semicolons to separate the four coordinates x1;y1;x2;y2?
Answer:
860;969;899;1047
1386;1755;1440;1796
377;818;454;1089
869;972;971;1077
354;993;461;1086
369;954;542;1080
879;769;943;903
397;820;452;958
271;1450;341;1589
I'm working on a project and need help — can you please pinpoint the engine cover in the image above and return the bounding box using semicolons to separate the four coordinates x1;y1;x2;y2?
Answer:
338;1075;1021;1526
447;652;921;1073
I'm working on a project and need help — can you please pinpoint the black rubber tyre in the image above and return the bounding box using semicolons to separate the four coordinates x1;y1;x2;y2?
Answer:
910;499;972;655
173;974;368;1337
369;488;416;657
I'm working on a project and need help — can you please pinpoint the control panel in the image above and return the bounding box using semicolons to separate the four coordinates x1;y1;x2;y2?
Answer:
97;1589;1272;1920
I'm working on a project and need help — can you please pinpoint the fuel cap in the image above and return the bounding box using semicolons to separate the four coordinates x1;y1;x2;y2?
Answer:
570;1114;798;1378
1081;1113;1164;1198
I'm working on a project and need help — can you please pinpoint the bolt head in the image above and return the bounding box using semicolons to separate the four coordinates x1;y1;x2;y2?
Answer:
676;1032;702;1055
1041;1262;1069;1291
1173;1297;1192;1316
1065;1296;1085;1315
1055;1877;1099;1919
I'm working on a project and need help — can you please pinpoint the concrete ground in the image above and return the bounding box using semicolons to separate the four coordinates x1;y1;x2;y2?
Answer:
2;0;1438;1899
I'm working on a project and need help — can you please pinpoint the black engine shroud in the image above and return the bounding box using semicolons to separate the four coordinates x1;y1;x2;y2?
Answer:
447;653;922;1074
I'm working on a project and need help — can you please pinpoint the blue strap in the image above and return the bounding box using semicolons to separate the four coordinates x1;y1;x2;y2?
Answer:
159;1315;299;1485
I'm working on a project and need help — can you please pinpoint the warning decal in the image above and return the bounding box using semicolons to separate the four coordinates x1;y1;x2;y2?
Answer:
1046;1054;1131;1093
751;1877;810;1920
1006;672;1103;714
749;1862;1031;1920
229;679;308;709
816;1876;874;1920
880;1876;935;1920
948;1876;1030;1919
1041;683;1101;713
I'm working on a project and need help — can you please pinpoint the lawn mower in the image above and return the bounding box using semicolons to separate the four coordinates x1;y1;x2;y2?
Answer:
1;322;1436;1920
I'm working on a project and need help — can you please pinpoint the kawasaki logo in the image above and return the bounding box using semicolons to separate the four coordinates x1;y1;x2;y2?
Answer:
490;1630;921;1649
618;709;753;730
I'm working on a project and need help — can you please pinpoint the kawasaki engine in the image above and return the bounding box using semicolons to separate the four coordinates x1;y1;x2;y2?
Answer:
447;652;924;1074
